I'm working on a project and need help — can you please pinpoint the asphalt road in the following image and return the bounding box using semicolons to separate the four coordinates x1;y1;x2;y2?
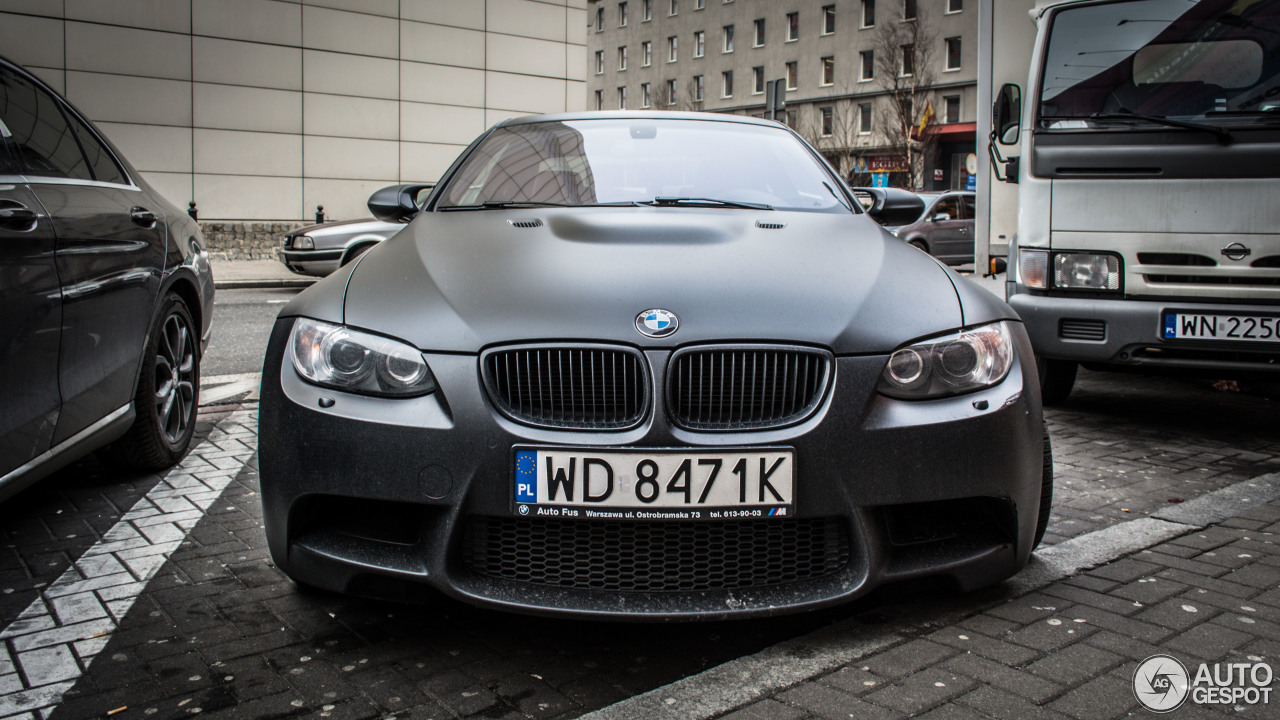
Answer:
202;287;303;377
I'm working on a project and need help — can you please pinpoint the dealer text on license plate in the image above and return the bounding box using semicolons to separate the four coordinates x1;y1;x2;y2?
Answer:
513;448;793;519
1163;313;1280;342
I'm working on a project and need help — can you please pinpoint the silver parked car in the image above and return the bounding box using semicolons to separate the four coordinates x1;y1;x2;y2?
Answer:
278;218;404;277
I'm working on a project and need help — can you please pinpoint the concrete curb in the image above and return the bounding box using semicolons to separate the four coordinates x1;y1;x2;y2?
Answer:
580;471;1280;720
214;278;316;290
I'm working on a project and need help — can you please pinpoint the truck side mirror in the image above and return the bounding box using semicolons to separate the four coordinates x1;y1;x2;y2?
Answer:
993;83;1022;145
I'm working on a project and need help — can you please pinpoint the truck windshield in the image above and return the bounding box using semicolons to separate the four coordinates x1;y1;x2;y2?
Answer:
1038;0;1280;128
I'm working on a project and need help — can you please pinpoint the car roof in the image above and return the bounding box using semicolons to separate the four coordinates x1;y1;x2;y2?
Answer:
494;110;785;130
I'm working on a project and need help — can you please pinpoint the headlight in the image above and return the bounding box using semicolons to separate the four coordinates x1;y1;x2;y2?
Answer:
289;318;436;397
878;322;1015;399
1019;249;1121;291
295;235;315;250
1055;253;1119;290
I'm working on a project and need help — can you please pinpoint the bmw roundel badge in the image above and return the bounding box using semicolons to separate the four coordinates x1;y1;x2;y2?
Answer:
636;309;679;338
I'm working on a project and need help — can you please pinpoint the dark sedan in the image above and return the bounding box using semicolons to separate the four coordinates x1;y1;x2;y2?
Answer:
886;191;976;266
1;57;213;499
259;112;1049;620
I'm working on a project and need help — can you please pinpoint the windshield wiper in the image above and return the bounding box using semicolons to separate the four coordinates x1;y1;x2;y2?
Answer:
646;196;773;210
1089;111;1233;145
439;201;574;211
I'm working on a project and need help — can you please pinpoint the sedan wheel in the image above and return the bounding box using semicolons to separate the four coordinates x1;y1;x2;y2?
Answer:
909;239;928;253
104;293;200;470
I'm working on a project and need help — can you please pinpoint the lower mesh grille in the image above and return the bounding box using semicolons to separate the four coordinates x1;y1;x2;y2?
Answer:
461;517;850;592
1059;318;1106;341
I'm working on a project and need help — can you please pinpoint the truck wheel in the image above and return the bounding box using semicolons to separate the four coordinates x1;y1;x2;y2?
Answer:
1033;426;1053;551
1037;357;1077;406
104;293;200;470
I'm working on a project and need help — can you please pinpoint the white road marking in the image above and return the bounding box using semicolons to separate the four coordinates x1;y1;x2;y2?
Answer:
0;411;256;719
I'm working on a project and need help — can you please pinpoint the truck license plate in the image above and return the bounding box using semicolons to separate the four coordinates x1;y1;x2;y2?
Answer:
512;448;794;520
1163;313;1280;343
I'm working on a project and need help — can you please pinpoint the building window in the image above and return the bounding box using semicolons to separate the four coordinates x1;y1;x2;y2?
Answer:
642;82;651;107
596;6;604;31
785;110;796;128
861;0;874;28
945;95;960;123
901;44;914;76
618;86;627;109
753;66;764;93
696;0;705;8
823;5;835;34
947;0;963;13
694;30;705;57
754;18;765;46
859;50;873;81
723;25;734;52
668;35;678;61
859;103;872;133
821;107;833;136
822;56;835;85
642;41;652;66
946;37;962;70
620;46;629;70
667;78;678;106
595;50;604;74
787;12;799;41
786;61;797;90
643;0;653;21
669;0;678;15
619;2;628;25
595;89;603;110
904;0;917;20
722;70;733;97
694;74;704;101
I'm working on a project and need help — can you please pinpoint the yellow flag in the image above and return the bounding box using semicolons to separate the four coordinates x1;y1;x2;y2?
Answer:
917;100;935;137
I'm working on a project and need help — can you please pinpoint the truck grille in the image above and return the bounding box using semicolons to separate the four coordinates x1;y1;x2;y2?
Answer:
482;345;648;430
461;516;851;593
668;347;831;430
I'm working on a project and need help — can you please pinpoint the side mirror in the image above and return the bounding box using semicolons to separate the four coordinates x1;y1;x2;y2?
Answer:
993;83;1022;146
856;187;926;227
369;183;435;223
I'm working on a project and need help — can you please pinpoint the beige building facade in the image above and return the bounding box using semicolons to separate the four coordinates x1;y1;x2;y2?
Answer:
0;0;589;222
585;0;977;191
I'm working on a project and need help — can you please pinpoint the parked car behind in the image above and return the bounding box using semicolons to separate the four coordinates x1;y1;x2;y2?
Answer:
279;218;403;277
884;191;976;266
259;111;1050;621
0;56;214;500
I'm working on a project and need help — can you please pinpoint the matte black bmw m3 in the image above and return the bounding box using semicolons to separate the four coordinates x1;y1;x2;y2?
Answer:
259;112;1051;620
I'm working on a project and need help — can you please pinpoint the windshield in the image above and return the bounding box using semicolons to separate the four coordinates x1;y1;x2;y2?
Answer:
1038;0;1280;127
436;118;849;212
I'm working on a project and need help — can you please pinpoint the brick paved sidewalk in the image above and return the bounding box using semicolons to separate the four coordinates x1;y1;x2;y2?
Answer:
705;498;1280;720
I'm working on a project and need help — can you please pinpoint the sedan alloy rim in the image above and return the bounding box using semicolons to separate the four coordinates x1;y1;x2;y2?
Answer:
154;311;195;444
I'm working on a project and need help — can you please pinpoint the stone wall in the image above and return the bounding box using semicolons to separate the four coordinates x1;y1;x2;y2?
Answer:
199;222;307;262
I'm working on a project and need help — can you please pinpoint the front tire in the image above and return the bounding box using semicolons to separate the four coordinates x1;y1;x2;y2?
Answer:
909;239;928;253
105;293;200;470
1037;357;1077;406
1032;427;1054;551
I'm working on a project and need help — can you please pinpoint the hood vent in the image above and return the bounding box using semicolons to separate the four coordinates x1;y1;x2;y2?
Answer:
508;218;543;228
755;220;787;230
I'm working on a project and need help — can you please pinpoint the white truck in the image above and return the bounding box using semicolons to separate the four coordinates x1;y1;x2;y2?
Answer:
976;0;1280;403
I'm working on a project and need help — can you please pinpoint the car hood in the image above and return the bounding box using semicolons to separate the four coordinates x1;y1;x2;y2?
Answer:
338;207;963;355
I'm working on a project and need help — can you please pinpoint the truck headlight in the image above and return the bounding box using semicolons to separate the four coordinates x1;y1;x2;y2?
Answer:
289;318;436;397
1055;253;1120;290
878;321;1015;399
1019;249;1121;292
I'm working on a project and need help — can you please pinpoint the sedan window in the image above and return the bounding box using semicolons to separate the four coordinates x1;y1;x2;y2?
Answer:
437;118;849;213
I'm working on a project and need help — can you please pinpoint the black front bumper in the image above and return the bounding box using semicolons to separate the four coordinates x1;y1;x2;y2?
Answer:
258;318;1045;620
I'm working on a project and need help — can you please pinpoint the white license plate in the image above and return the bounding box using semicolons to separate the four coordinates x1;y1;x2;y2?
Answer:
513;448;794;519
1163;313;1280;343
